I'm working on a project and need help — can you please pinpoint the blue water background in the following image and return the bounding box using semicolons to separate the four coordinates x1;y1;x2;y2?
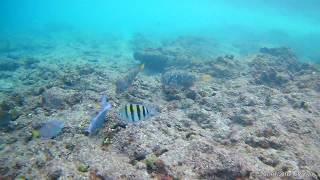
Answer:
0;0;319;61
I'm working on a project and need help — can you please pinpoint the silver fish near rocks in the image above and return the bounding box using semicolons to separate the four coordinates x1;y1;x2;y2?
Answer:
118;103;157;123
39;120;64;139
86;95;111;135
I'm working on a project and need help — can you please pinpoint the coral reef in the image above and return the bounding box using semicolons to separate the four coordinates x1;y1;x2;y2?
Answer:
0;35;319;180
133;48;171;72
205;55;243;79
162;70;196;89
133;43;198;72
0;102;12;128
41;87;82;110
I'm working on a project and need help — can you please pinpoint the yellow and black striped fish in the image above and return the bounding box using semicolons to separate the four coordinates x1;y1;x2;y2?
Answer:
118;104;154;122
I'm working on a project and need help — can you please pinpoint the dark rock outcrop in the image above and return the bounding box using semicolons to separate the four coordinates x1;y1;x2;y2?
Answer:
0;102;12;128
134;49;170;72
0;60;20;71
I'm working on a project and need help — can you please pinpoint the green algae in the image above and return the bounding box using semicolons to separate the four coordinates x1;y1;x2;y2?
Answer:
300;101;309;110
32;130;40;139
145;154;158;172
10;107;22;120
102;136;112;146
77;163;90;173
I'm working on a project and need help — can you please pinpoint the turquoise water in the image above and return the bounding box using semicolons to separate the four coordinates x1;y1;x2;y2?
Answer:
1;0;320;61
1;1;320;179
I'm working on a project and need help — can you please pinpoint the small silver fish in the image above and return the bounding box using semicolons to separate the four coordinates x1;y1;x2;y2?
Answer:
118;103;156;123
86;95;111;135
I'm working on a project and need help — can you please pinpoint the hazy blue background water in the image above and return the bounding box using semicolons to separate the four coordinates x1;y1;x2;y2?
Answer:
1;0;319;62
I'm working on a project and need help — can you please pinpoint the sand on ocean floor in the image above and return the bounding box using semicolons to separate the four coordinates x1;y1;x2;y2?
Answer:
0;34;319;180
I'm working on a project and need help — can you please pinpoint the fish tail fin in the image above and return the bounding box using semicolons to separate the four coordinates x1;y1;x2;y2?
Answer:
101;95;107;107
140;64;145;71
147;105;159;116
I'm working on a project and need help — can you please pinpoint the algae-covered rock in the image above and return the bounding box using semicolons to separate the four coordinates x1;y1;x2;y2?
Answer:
255;69;291;87
9;93;24;106
23;57;40;69
0;80;14;92
245;136;285;150
258;154;280;167
187;109;210;125
134;49;170;72
14;176;29;180
0;165;10;177
0;111;12;128
162;70;196;88
32;130;40;139
249;47;307;89
145;154;158;173
260;47;295;60
9;107;22;120
206;56;242;79
5;136;17;144
77;163;90;172
230;114;254;126
0;60;20;71
65;142;75;151
162;87;183;101
258;47;300;72
102;136;113;147
41;87;82;110
0;139;5;151
42;88;66;109
0;102;12;128
47;169;62;180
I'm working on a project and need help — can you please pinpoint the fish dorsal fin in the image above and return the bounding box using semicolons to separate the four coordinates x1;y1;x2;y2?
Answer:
101;95;107;107
101;95;111;110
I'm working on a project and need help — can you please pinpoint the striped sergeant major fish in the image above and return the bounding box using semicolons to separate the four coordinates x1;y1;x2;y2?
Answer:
118;103;156;123
86;95;111;135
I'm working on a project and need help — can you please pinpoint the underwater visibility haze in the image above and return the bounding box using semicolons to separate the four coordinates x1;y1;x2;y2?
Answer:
0;0;320;179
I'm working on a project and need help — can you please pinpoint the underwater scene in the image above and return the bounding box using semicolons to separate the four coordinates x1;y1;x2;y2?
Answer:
0;0;320;179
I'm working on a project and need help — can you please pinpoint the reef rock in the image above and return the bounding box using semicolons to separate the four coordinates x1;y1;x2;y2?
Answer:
253;47;301;73
254;68;292;87
249;47;305;88
260;47;295;59
162;70;196;89
0;98;22;129
205;56;242;79
0;103;12;128
133;46;193;72
41;87;82;110
23;57;40;69
0;60;20;71
134;48;171;72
